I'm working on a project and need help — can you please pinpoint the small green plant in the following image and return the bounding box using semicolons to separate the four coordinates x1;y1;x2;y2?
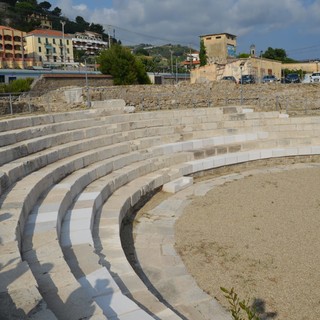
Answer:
7;78;34;93
220;287;260;320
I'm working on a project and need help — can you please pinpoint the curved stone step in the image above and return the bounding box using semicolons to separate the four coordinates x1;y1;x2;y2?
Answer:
1;107;319;319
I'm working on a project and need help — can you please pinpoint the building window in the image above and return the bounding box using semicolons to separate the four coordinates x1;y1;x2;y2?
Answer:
216;36;221;39
53;38;56;44
39;46;42;52
38;37;41;43
67;48;69;54
206;37;211;40
66;40;69;45
45;38;49;44
53;47;56;53
60;39;62;46
0;75;5;83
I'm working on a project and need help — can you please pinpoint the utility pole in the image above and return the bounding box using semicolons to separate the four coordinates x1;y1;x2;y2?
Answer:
170;50;173;74
108;25;111;49
85;59;91;108
60;20;66;70
175;58;178;83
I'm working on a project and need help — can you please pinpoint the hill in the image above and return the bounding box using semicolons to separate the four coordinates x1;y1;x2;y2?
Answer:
0;0;115;43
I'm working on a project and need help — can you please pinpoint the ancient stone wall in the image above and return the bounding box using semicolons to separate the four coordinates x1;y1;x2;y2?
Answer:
30;76;113;95
86;82;320;116
2;81;320;116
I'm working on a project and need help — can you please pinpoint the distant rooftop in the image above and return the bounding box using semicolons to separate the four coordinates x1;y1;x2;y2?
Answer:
200;32;237;39
26;29;72;38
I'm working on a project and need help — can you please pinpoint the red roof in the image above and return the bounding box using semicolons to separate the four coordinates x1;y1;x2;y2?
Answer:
0;25;21;32
27;29;72;38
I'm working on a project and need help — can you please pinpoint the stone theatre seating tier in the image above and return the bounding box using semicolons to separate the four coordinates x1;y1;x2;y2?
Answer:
1;105;320;319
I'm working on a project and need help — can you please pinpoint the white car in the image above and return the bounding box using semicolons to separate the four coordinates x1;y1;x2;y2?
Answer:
262;75;277;83
310;72;320;83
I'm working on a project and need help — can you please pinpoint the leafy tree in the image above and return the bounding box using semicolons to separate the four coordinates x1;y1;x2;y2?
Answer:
98;44;151;85
137;56;156;73
134;48;149;56
51;6;61;16
88;23;104;34
282;68;305;78
237;53;250;58
262;47;296;63
15;1;36;12
24;0;38;7
199;39;207;66
2;0;18;6
135;58;151;84
73;49;87;63
38;1;51;11
75;16;90;30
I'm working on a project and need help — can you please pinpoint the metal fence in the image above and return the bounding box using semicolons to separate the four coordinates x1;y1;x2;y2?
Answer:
0;92;34;115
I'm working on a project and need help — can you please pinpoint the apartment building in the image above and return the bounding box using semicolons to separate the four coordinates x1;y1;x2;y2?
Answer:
27;13;53;30
200;33;237;64
0;25;33;68
72;30;109;56
24;29;74;68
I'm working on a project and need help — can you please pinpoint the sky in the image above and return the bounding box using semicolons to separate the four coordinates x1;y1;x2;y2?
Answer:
50;0;320;60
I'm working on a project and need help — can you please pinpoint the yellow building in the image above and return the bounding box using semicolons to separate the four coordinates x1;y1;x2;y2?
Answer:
0;25;33;69
27;13;53;30
24;29;75;68
282;61;319;74
200;33;237;64
191;57;282;84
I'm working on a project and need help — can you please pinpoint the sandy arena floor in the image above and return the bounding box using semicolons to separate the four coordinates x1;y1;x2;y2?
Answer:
174;166;320;320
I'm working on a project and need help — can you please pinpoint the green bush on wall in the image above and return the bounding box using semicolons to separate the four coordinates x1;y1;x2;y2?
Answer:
0;78;34;93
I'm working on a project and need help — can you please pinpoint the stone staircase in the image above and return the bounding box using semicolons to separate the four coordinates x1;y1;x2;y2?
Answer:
1;105;320;319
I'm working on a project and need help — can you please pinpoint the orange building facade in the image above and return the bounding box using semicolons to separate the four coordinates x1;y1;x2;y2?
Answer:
0;26;33;69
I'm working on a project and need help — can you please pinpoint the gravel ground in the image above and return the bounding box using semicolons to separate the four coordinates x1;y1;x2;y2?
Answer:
174;166;320;320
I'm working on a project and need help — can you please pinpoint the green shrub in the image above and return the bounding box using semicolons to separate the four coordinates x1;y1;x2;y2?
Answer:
7;78;34;92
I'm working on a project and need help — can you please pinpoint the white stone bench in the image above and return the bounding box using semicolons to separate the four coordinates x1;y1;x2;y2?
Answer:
22;130;273;318
1;108;271;195
2;107;320;319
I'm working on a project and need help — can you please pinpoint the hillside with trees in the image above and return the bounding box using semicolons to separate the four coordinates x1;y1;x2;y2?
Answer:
0;0;116;43
130;43;197;73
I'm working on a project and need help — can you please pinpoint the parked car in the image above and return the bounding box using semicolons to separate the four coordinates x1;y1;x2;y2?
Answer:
221;76;237;83
239;74;255;84
309;72;320;83
284;73;301;83
302;74;312;83
262;75;277;83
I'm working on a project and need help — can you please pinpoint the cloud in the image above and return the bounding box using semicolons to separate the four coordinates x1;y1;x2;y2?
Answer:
52;0;317;57
73;4;87;12
89;0;310;43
